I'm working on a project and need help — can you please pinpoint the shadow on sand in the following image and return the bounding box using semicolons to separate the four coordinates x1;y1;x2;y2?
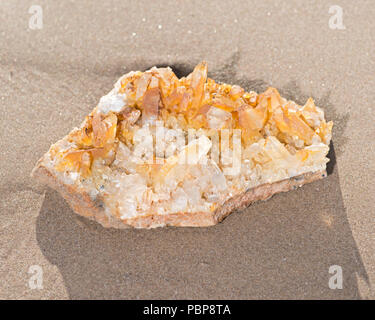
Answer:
36;58;367;299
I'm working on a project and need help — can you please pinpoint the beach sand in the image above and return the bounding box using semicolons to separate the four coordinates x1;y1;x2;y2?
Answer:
0;0;374;299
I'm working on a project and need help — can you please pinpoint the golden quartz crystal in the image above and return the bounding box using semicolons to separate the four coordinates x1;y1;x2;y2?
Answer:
32;62;333;228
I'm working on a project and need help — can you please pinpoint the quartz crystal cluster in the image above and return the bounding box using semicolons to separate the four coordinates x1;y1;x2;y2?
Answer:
44;62;333;221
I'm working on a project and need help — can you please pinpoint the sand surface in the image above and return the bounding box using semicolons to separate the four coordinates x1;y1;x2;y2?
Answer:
0;0;374;299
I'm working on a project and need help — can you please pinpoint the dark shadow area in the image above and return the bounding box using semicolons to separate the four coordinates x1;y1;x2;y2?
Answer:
153;63;195;79
36;55;366;299
326;141;336;176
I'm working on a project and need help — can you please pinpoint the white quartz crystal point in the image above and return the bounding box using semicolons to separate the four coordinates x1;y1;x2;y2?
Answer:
98;89;127;114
